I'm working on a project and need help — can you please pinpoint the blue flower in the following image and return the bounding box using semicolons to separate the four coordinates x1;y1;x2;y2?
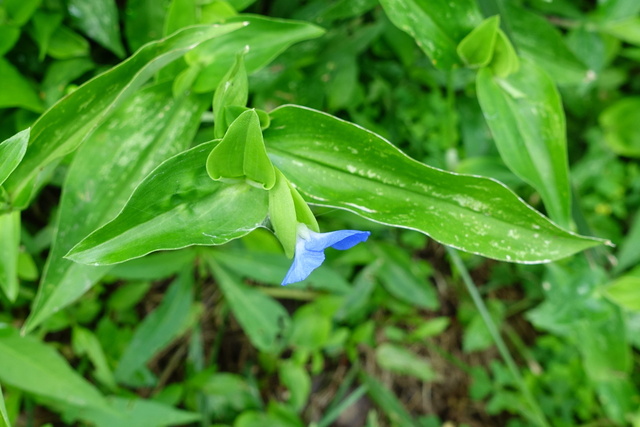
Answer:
282;224;370;286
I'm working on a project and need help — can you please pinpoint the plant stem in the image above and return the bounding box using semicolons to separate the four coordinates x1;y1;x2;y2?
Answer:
446;247;550;427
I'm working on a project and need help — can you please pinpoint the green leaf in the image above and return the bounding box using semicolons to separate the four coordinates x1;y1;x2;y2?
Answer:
41;58;95;108
457;15;499;68
68;397;201;427
4;0;41;25
0;326;109;411
206;109;276;189
164;0;197;37
360;373;416;426
0;384;8;427
66;142;269;265
46;25;90;59
600;97;640;157
213;50;248;139
0;212;20;301
476;59;572;228
615;210;640;274
115;271;194;384
30;11;64;60
604;268;640;311
268;170;298;257
72;327;117;391
505;3;588;85
0;128;28;187
490;29;520;78
375;343;437;382
279;361;311;412
186;15;325;93
208;260;290;353
23;83;207;333
67;0;126;58
0;58;43;113
0;24;20;56
124;0;170;52
264;105;603;263
600;17;640;46
3;22;244;209
379;0;482;69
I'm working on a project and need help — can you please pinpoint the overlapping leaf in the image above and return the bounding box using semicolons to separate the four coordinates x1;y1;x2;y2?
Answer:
264;106;603;263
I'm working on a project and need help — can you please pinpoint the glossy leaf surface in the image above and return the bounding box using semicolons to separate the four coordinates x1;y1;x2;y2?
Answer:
477;60;571;228
67;142;269;265
264;106;602;263
67;0;126;57
186;15;324;92
0;128;29;187
0;212;20;301
379;0;482;69
24;83;207;333
3;23;244;208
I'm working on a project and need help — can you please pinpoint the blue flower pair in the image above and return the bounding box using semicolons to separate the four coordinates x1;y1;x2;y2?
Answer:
282;224;370;286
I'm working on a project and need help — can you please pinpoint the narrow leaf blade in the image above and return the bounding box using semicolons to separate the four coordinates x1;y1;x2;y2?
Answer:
0;128;29;187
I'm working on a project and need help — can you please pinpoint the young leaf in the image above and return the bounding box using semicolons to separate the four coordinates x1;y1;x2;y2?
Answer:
263;105;604;263
457;15;500;68
0;212;20;301
213;50;248;139
477;59;572;228
375;343;437;382
0;58;44;113
206;109;276;189
66;142;269;265
3;22;245;209
490;30;520;78
0;128;29;187
0;384;8;427
115;270;194;385
0;326;110;411
23;83;207;333
379;0;482;69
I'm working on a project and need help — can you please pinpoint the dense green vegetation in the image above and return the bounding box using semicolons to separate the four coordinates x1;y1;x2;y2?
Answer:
1;0;639;426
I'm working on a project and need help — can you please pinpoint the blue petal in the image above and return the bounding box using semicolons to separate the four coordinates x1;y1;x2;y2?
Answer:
281;227;370;286
305;229;371;251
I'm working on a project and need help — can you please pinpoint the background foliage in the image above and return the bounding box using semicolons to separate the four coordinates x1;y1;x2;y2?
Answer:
0;0;639;426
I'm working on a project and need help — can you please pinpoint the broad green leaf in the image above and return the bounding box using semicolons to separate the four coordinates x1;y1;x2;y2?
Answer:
0;326;109;411
186;15;325;93
41;58;95;107
227;0;257;11
615;210;640;274
164;0;197;36
124;0;171;52
490;30;520;78
379;0;482;69
279;361;311;412
375;343;437;382
3;23;244;209
505;3;588;85
457;15;499;68
600;97;640;157
594;0;640;22
72;327;117;391
193;372;262;421
67;0;126;57
206;109;275;189
0;212;20;301
0;128;29;187
23;83;207;333
109;249;196;280
0;384;8;427
477;60;572;228
208;260;290;353
115;271;194;384
67;397;201;427
264;106;602;263
604;268;640;311
0;58;43;113
66;142;269;265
